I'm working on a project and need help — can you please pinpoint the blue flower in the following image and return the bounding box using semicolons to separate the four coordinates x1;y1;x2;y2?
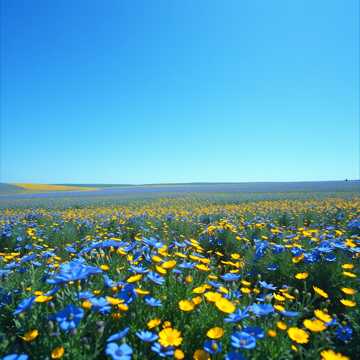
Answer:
151;342;175;358
2;354;29;360
130;265;148;274
144;296;162;307
250;303;274;317
225;308;249;323
204;339;222;354
259;281;276;291
147;272;165;285
231;332;256;349
47;259;102;284
90;297;111;314
136;330;158;342
105;343;133;360
280;310;299;317
336;325;353;342
254;240;268;260
118;284;137;305
266;263;279;271
242;326;264;339
54;304;84;331
143;237;163;248
13;296;35;316
221;273;241;282
225;352;246;360
107;328;130;342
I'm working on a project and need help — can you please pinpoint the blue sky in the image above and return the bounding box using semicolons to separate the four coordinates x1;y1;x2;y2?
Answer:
1;0;358;184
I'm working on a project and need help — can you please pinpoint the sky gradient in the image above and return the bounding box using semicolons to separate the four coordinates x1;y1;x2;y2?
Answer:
1;0;359;184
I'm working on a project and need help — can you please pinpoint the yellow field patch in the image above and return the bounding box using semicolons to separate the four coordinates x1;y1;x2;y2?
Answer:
13;183;97;192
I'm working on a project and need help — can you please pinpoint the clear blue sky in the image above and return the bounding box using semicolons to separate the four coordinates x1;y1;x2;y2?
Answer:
1;0;359;184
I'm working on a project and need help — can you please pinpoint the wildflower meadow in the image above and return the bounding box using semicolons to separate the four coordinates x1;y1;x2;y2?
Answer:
0;195;359;359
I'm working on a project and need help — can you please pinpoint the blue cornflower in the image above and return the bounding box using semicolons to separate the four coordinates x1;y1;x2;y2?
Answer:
105;343;133;360
204;339;222;354
130;265;148;274
47;259;102;284
144;296;162;307
224;308;249;323
221;273;241;282
136;330;158;342
225;352;246;360
151;342;174;358
231;332;256;349
259;281;277;291
250;303;274;317
90;297;111;314
242;326;264;339
266;263;279;271
280;310;299;317
13;296;35;316
2;354;29;360
147;272;165;285
118;284;137;305
54;304;84;331
336;325;353;342
254;240;268;260
143;237;163;248
178;262;195;269
107;327;130;342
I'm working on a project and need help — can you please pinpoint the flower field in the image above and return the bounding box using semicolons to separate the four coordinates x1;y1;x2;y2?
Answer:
0;196;359;359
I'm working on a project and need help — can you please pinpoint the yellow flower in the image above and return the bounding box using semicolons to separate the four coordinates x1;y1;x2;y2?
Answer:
241;280;251;286
135;288;150;296
147;318;161;329
342;271;356;278
106;296;124;305
273;293;285;301
162;260;177;269
313;286;329;299
277;321;287;330
162;321;172;329
117;303;129;311
204;291;222;303
155;265;167;275
192;296;202;305
215;297;235;313
268;329;277;337
193;285;207;294
240;287;251;294
126;274;142;283
206;327;224;339
193;349;210;360
51;346;65;359
341;263;354;270
287;327;309;344
274;304;285;312
314;309;332;323
185;275;193;283
321;349;349;360
340;287;356;295
340;299;356;307
303;319;326;332
295;272;309;280
100;264;109;271
196;264;210;272
174;349;185;359
21;329;39;342
178;300;195;312
82;300;92;309
35;295;53;303
158;328;183;347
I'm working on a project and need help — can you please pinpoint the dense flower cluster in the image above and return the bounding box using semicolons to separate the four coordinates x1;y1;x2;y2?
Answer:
0;196;359;359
